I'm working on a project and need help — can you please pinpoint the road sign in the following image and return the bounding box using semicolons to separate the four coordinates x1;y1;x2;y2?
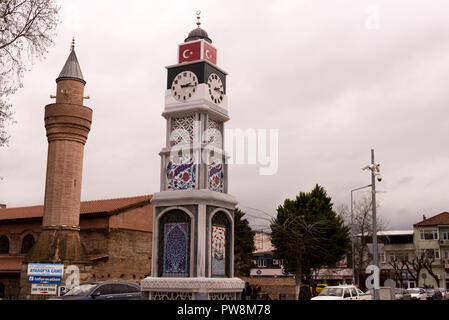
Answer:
28;275;62;284
27;263;64;277
31;284;57;295
58;286;66;296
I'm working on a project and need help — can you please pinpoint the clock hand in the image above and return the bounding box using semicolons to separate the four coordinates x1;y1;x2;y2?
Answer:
214;88;223;94
181;83;195;88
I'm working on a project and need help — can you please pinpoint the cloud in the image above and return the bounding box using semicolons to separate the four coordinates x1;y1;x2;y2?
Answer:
1;0;449;233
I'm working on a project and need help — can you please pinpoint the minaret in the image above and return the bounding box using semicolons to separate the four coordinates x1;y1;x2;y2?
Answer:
20;40;92;297
141;14;244;300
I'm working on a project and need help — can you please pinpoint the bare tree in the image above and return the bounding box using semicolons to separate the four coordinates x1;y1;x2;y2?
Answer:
403;251;440;288
404;254;424;286
337;196;386;288
0;0;59;146
422;252;440;288
388;256;407;288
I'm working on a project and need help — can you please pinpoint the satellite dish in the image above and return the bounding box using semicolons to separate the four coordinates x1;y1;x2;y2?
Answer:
421;273;427;279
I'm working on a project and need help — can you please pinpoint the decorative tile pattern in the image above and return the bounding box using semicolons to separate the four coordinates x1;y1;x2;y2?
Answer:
171;116;194;145
208;158;224;192
151;292;193;300
211;224;226;277
206;118;222;148
166;155;196;190
209;292;235;300
163;222;189;277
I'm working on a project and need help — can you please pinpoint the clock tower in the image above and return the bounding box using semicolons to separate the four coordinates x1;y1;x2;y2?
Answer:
141;15;245;300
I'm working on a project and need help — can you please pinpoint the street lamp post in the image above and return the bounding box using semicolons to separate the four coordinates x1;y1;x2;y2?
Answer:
362;148;382;300
350;184;372;286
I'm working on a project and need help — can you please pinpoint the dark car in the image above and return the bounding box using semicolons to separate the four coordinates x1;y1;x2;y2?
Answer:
48;281;143;300
426;289;443;300
394;288;411;300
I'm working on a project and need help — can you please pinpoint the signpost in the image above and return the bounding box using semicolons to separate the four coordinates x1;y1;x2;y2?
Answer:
27;263;64;296
28;275;62;284
58;286;66;296
27;263;64;277
31;284;57;295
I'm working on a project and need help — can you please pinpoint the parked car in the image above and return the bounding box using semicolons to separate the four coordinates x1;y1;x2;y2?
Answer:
48;281;142;300
426;288;443;300
436;288;447;300
406;288;426;300
311;285;372;300
394;288;411;300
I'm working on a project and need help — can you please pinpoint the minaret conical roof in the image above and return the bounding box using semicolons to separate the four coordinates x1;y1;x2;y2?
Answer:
56;46;85;84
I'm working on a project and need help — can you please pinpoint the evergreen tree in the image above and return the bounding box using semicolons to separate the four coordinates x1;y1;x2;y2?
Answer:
234;208;256;276
270;184;351;299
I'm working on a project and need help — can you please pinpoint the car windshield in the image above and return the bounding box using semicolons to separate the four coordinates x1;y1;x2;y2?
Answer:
64;284;97;296
319;288;343;297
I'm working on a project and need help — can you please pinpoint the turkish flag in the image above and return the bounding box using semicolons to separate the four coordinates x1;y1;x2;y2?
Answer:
179;41;201;63
203;42;217;64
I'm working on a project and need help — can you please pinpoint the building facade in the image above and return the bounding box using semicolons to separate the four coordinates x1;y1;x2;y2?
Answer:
413;212;449;289
0;195;153;299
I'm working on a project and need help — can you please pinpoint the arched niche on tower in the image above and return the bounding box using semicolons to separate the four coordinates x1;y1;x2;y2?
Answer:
209;209;232;278
157;208;194;277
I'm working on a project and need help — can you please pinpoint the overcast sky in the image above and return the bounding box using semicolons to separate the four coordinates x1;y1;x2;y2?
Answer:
1;0;449;232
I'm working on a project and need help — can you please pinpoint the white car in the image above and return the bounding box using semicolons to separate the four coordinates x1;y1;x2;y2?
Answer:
311;285;372;300
406;288;426;300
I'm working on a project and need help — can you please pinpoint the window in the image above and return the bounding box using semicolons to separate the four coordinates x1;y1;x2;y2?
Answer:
350;287;358;297
421;249;440;259
380;253;386;263
388;253;409;262
94;284;114;296
0;236;9;254
257;259;266;267
420;230;439;240
21;234;35;254
109;284;139;294
444;250;449;260
443;232;449;240
343;289;351;298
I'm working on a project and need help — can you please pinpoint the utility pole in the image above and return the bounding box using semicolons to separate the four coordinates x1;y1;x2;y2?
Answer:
371;149;379;300
362;149;382;300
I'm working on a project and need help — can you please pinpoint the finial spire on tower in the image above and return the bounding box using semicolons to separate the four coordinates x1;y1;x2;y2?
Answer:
57;38;85;84
196;10;201;28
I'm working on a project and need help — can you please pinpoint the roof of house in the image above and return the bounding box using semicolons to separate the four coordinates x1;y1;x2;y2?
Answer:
0;195;153;221
356;230;414;237
414;212;449;227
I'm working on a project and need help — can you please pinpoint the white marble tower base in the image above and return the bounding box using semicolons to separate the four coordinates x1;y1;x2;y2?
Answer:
141;277;245;300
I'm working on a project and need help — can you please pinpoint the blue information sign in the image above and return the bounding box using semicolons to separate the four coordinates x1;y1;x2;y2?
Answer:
28;275;62;284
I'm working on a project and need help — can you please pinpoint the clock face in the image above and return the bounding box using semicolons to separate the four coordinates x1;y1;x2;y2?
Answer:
207;73;224;104
171;71;198;102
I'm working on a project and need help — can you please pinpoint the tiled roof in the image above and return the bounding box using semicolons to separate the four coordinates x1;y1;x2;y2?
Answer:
0;195;152;221
414;212;449;227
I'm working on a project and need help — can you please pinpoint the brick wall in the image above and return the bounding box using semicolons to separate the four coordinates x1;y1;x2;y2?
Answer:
85;229;152;282
239;276;297;300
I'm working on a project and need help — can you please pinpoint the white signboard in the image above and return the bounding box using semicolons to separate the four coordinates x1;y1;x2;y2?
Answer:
27;263;64;277
31;284;57;295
